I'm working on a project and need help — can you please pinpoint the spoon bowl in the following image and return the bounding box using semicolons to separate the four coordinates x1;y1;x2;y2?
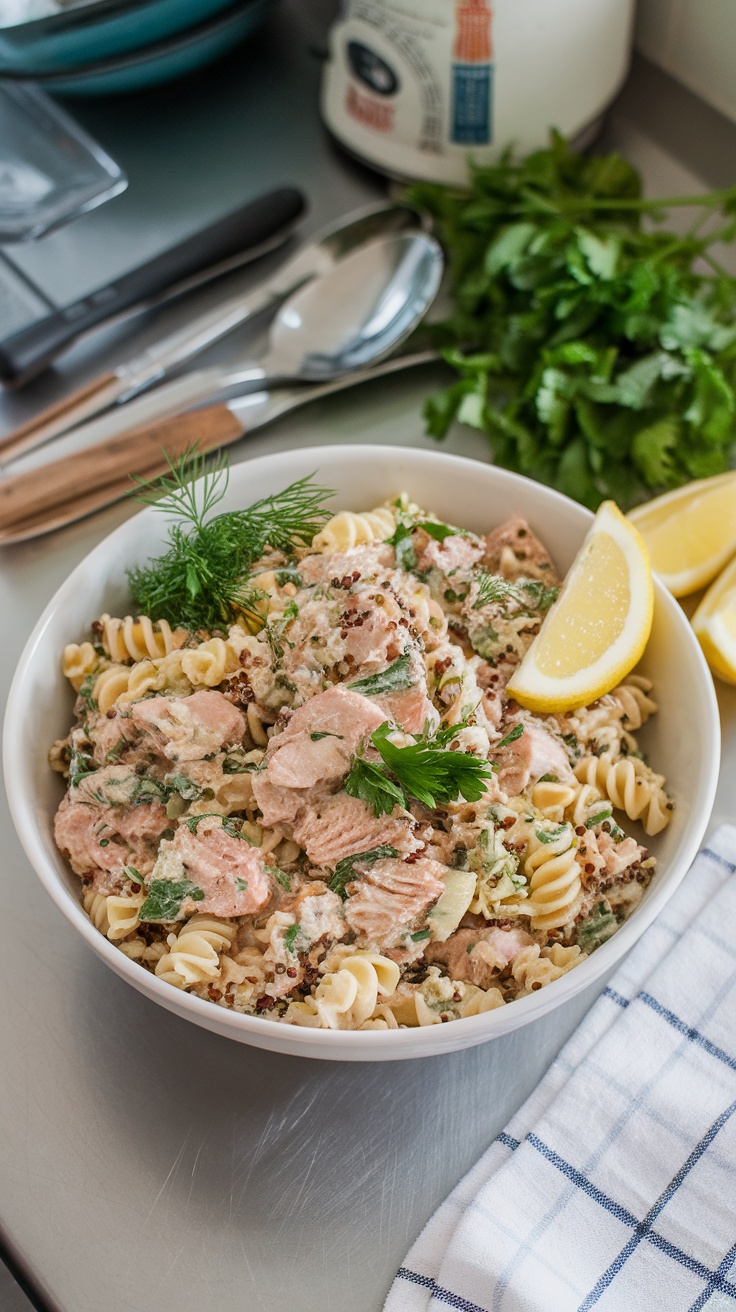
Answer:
266;230;444;380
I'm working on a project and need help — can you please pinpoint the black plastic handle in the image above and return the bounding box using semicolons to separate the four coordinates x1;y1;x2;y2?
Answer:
0;185;306;387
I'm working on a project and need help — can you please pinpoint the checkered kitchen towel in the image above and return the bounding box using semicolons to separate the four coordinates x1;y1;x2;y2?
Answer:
385;824;736;1312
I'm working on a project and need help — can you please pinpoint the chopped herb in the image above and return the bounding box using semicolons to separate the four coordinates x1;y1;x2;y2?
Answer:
496;723;525;749
420;519;463;542
586;807;613;827
128;450;334;628
410;927;431;941
534;823;571;844
576;900;619;952
130;776;168;803
264;599;299;665
139;878;205;922
166;774;210;802
284;923;300;952
99;838;109;847
69;739;95;788
329;845;399;899
222;754;257;774
235;877;249;892
77;675;97;713
310;731;344;741
538;773;559;783
124;865;141;887
183;813;246;840
386;520;417;571
474;571;558;613
344;755;406;818
275;566;303;587
274;869;292;891
349;650;414;697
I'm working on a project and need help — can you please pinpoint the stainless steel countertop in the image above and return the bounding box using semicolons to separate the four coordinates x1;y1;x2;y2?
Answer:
2;20;736;1311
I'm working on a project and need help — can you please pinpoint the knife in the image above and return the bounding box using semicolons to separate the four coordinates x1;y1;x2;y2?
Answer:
0;185;307;388
0;349;440;543
0;202;423;465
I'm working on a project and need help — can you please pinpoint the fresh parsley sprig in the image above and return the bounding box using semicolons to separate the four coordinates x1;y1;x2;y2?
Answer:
345;720;495;816
127;450;334;629
409;133;736;509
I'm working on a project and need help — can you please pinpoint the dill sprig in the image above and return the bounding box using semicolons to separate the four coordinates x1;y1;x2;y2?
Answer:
473;570;558;613
127;449;334;629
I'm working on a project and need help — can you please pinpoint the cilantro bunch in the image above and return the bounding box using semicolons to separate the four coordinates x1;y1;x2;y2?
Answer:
409;133;736;509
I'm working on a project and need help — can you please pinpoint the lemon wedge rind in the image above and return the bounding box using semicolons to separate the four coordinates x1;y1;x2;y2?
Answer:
692;553;736;685
628;470;736;597
506;501;654;714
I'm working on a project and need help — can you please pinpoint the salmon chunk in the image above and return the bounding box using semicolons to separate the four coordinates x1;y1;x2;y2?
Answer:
54;765;168;890
416;532;484;577
157;817;273;918
131;690;246;763
426;925;533;989
344;856;446;948
299;543;394;586
484;516;559;583
493;717;573;795
252;686;386;827
292;792;419;868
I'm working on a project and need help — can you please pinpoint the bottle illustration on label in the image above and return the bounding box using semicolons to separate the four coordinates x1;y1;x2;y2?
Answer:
451;0;494;145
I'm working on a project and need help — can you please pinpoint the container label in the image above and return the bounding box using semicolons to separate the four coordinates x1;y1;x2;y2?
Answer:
451;0;494;144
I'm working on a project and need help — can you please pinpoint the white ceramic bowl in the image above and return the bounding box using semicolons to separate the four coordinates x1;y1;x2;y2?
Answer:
4;446;720;1061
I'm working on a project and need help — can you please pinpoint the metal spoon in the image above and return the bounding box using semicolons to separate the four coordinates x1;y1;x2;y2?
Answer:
2;228;443;468
0;201;427;463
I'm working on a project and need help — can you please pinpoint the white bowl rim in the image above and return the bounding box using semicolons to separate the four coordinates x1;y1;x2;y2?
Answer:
3;444;721;1059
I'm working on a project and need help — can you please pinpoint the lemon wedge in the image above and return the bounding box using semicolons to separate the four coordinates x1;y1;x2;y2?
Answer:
692;553;736;684
506;501;653;713
628;471;736;597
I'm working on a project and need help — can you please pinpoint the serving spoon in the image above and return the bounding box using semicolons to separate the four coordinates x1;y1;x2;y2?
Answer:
0;230;444;536
2;227;443;472
0;201;427;463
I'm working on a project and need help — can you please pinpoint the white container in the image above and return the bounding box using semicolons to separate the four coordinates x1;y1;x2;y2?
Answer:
321;0;636;185
4;446;719;1062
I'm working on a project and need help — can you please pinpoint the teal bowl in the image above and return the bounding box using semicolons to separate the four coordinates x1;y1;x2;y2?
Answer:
0;0;273;89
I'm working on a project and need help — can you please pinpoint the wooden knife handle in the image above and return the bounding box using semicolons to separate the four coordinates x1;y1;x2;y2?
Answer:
0;403;244;533
0;372;123;463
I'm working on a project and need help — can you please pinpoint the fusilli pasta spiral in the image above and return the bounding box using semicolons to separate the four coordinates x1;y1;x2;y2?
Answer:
610;675;657;729
524;824;581;930
98;614;185;664
574;753;671;836
286;952;400;1029
62;641;99;690
155;915;237;988
83;889;145;941
532;781;579;823
512;943;586;992
311;506;396;553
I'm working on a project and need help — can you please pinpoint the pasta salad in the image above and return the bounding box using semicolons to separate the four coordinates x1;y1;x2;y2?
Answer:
50;472;672;1031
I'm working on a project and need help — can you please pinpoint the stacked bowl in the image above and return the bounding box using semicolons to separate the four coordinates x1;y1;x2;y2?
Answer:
0;0;274;93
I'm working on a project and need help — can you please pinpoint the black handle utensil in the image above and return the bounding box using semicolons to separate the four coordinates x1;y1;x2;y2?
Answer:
0;185;306;386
